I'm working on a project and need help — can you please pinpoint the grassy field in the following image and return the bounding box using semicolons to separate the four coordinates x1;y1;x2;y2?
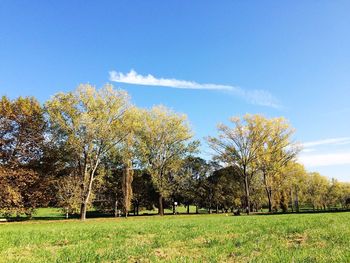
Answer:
0;212;349;262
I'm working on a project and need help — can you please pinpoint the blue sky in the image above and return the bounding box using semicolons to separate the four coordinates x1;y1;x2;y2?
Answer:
1;1;349;181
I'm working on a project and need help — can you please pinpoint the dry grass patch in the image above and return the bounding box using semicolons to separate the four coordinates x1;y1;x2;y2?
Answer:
286;232;308;247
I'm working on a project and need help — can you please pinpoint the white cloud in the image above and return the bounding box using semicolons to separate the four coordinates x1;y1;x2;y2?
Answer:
303;137;350;148
301;148;316;153
109;69;280;108
300;136;350;180
299;152;350;167
299;137;350;168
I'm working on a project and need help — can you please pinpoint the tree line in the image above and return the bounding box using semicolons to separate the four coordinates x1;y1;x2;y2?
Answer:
1;84;350;220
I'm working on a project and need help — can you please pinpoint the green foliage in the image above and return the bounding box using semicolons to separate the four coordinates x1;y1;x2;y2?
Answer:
135;106;198;215
46;84;130;220
56;175;82;218
2;87;350;219
207;114;272;213
207;166;244;211
174;157;210;210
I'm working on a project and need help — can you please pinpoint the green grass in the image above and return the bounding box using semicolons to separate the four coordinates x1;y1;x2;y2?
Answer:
0;212;349;262
34;207;66;218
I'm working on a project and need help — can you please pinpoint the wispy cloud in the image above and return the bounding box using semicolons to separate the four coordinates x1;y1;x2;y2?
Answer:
299;136;350;167
303;137;350;148
299;152;350;167
301;148;316;153
109;69;280;108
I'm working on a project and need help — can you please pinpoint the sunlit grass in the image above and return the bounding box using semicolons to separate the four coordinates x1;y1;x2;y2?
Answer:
0;212;349;262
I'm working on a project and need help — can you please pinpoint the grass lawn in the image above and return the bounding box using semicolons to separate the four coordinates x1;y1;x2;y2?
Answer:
0;212;349;262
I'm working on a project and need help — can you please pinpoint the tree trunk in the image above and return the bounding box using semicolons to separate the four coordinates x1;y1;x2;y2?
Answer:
216;204;219;214
158;195;164;216
290;189;294;212
244;173;250;215
114;198;118;217
187;204;190;214
267;189;272;213
122;159;133;218
80;160;100;220
80;173;93;220
80;202;87;220
294;187;299;212
263;172;272;212
196;205;199;214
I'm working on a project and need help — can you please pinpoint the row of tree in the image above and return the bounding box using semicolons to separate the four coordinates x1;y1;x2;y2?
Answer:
1;84;349;220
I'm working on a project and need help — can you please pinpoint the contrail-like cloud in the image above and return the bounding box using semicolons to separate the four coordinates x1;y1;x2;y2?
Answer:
299;152;350;167
109;69;280;108
299;136;350;167
302;137;350;148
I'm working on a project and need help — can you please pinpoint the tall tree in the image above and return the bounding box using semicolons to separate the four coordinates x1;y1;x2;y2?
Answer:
46;84;130;220
0;96;47;216
119;108;142;217
281;162;308;212
257;117;299;212
121;136;134;218
326;178;342;209
306;172;329;210
207;114;269;214
136;106;197;216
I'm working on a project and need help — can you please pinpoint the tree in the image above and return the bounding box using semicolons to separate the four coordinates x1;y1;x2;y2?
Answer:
57;174;81;218
207;114;269;214
326;178;342;209
250;176;267;212
306;172;329;210
175;157;210;214
132;171;158;215
257;117;299;212
0;96;45;166
119;108;142;217
0;96;48;216
207;166;244;213
121;159;133;217
96;107;141;218
280;162;308;212
93;156;123;217
46;84;130;220
136;106;197;216
339;182;350;208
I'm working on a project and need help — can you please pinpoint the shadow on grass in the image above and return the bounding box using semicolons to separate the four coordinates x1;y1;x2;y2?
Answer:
2;208;349;222
251;208;350;216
